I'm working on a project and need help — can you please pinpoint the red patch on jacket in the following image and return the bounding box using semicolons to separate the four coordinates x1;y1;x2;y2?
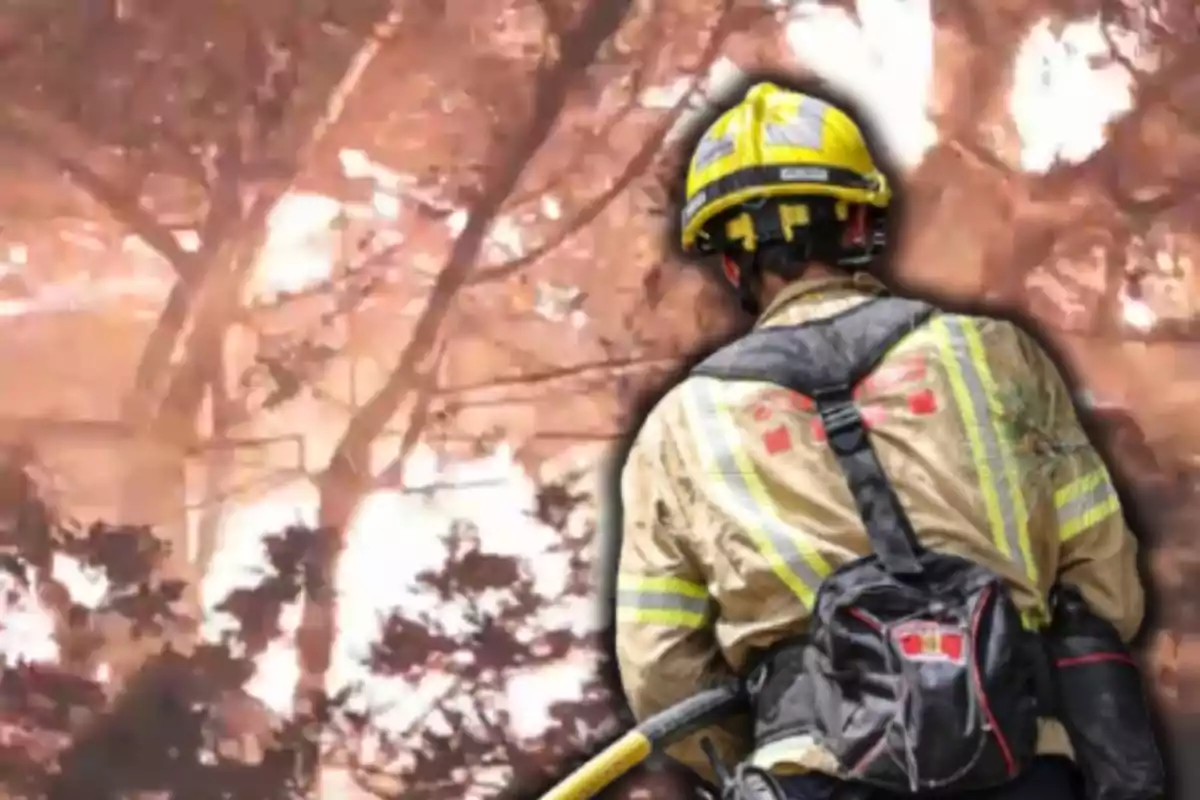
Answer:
761;425;793;454
855;354;928;398
906;387;938;415
749;354;937;451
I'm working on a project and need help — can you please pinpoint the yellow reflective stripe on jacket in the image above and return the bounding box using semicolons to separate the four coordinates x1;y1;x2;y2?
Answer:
680;377;830;608
933;318;1037;583
1055;468;1120;541
616;574;711;628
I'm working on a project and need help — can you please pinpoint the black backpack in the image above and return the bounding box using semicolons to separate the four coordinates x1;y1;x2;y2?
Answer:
692;297;1045;794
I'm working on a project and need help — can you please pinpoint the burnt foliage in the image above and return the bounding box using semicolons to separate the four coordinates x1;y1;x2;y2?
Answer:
0;459;622;799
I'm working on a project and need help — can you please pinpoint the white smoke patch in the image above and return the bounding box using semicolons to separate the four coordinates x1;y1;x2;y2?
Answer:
1010;17;1138;172
783;0;937;170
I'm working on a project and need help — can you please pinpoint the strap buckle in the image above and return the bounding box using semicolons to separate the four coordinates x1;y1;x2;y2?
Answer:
812;386;865;456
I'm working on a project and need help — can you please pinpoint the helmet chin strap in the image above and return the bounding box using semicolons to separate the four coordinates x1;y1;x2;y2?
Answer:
732;250;767;317
736;269;762;316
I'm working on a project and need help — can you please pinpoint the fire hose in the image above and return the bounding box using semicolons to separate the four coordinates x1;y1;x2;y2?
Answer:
538;682;745;800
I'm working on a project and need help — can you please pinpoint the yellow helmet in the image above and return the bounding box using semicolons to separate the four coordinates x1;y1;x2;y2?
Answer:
680;82;891;257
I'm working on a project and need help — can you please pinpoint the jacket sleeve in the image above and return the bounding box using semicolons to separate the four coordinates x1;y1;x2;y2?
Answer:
1017;330;1145;642
614;414;750;783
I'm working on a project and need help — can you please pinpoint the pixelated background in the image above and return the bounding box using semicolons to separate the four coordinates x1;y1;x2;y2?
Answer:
0;0;1195;797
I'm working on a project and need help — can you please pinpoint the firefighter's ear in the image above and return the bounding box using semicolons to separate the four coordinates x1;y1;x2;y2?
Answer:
721;254;740;287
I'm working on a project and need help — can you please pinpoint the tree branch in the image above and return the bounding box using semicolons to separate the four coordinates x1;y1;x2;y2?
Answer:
436;354;679;397
126;9;404;425
0;106;198;275
502;61;650;209
469;0;741;284
371;341;449;489
318;0;639;512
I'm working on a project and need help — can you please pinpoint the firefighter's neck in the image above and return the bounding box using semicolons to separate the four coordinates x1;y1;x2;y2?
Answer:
757;261;842;309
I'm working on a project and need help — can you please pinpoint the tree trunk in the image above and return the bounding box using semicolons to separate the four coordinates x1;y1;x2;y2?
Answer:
191;329;239;579
107;234;265;692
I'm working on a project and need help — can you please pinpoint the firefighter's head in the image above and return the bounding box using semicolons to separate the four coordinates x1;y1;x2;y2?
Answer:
679;82;892;315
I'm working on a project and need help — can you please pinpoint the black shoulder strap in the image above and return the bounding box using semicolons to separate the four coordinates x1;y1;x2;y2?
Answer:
692;297;936;577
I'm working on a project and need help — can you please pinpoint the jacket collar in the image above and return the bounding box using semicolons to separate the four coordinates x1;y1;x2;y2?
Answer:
756;272;889;328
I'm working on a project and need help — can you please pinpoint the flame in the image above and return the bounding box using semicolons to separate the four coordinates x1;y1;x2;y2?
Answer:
253;193;345;297
1121;294;1158;331
189;441;589;740
0;574;58;664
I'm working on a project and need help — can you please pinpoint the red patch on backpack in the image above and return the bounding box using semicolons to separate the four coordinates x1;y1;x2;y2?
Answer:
892;621;966;665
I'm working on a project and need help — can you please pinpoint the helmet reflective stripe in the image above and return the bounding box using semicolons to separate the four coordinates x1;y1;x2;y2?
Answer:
691;130;736;171
762;97;830;149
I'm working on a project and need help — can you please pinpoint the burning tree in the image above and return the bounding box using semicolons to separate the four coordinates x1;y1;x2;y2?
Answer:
0;0;410;696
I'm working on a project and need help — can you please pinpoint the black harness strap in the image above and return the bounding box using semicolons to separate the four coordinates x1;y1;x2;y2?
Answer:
692;297;936;577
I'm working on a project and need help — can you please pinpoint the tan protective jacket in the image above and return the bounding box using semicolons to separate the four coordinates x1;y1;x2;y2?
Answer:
614;274;1145;782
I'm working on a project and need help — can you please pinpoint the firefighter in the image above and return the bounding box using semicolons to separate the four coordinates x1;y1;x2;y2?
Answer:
613;82;1151;799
